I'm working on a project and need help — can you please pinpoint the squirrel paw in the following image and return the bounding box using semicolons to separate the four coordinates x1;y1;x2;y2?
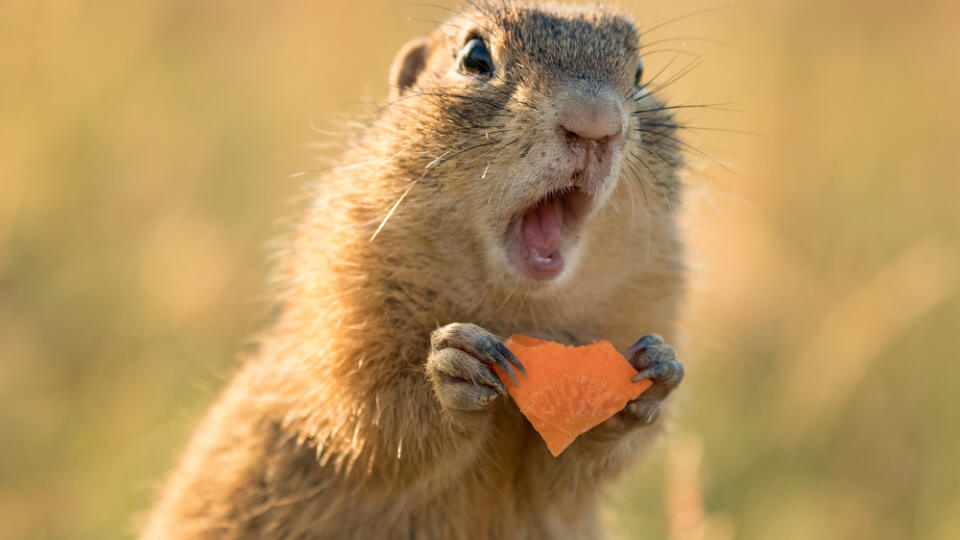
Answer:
427;323;527;412
622;334;684;425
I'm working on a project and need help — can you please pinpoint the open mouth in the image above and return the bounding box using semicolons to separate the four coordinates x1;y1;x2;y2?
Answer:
510;185;592;281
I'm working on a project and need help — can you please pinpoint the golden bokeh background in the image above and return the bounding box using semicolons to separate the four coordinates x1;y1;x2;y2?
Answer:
2;0;958;538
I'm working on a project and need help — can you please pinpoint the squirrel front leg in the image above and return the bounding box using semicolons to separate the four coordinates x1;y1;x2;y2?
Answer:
356;322;525;487
426;322;526;425
300;323;527;490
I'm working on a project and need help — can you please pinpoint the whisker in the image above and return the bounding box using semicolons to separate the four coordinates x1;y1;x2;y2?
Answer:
637;127;742;177
639;5;734;37
409;17;472;34
465;0;495;20
408;3;493;34
287;156;409;181
370;180;420;242
641;123;761;136
639;36;733;50
632;102;737;114
370;140;497;241
366;142;414;176
308;122;354;137
643;57;704;98
643;50;682;89
623;160;650;206
382;83;534;120
640;142;727;219
688;179;726;219
640;48;706;58
380;90;510;114
636;144;683;172
425;151;449;169
629;151;676;216
490;73;540;111
435;141;498;164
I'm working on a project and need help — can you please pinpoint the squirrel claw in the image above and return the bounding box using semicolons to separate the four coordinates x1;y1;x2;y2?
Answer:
428;323;524;412
622;334;683;424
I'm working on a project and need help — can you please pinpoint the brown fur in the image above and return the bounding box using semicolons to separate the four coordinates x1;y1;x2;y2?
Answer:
143;1;686;538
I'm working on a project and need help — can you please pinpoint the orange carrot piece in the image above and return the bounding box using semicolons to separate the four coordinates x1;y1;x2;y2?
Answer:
493;334;652;456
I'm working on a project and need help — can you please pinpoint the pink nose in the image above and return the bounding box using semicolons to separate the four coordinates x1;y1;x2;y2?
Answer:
558;93;623;143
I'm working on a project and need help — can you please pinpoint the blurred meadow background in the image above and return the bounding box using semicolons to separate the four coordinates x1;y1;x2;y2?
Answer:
1;0;958;538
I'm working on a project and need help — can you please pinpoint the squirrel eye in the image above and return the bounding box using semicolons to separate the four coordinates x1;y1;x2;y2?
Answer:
459;38;494;77
634;58;645;86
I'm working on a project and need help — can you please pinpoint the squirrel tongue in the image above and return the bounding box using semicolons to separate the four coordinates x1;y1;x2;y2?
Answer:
521;197;563;260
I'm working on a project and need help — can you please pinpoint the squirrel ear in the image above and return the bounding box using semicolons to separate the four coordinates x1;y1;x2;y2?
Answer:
389;37;429;99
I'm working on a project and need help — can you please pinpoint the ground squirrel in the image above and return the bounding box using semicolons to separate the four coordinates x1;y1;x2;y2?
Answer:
144;1;686;538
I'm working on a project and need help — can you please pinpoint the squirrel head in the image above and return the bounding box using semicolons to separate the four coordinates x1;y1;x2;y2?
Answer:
377;1;682;289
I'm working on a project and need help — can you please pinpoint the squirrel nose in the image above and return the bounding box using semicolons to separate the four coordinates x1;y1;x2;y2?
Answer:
558;93;623;143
